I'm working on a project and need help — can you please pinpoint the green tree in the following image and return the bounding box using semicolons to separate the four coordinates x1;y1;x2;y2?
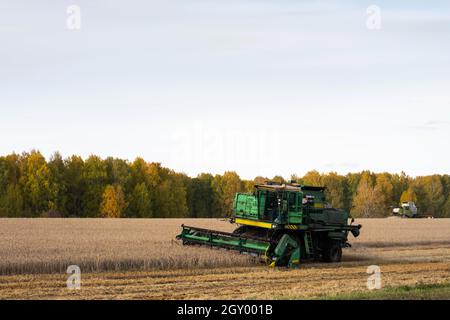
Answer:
322;172;347;209
82;155;107;217
105;157;131;189
128;182;152;217
346;172;362;209
0;155;21;216
146;163;188;218
187;173;214;218
0;184;23;217
168;172;189;218
442;196;450;218
48;152;68;215
64;155;85;217
412;176;445;217
0;154;20;195
391;171;410;204
212;171;243;217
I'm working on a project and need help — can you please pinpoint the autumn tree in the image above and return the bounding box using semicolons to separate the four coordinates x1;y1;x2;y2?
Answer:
351;173;384;218
0;150;449;219
19;151;57;216
254;176;267;185
421;175;445;217
302;170;322;186
243;180;254;193
400;187;417;203
271;175;285;184
100;185;127;218
374;173;394;216
130;157;150;186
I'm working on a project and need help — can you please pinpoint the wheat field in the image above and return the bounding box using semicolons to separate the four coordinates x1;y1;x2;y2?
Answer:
0;218;450;299
0;218;255;275
0;218;449;275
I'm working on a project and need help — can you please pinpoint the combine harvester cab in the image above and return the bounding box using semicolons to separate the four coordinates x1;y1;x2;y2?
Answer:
177;183;361;268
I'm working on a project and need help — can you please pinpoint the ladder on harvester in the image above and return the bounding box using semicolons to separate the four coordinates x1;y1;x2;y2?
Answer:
304;232;314;258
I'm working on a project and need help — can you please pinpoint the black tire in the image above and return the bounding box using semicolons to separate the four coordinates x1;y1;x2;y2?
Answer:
322;240;342;263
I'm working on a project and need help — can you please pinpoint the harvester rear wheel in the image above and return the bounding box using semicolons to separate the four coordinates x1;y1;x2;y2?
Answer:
322;240;342;263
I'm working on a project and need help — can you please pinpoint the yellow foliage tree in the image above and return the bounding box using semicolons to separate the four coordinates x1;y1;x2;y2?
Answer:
400;187;417;203
351;173;384;218
100;185;127;218
374;174;394;215
303;170;322;186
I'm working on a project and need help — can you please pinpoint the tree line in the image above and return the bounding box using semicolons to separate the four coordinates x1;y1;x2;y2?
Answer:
0;151;449;218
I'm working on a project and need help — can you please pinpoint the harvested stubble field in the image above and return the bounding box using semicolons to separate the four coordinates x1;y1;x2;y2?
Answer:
0;218;449;299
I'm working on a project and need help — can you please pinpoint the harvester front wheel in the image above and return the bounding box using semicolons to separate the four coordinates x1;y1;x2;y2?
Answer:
322;240;342;263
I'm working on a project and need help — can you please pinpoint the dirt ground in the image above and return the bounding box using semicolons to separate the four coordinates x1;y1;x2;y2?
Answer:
1;260;448;299
0;218;449;299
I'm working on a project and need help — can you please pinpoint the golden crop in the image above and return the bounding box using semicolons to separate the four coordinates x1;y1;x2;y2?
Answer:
0;218;449;275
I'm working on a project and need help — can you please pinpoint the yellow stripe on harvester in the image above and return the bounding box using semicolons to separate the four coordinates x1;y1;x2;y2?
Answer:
285;225;298;230
235;218;273;229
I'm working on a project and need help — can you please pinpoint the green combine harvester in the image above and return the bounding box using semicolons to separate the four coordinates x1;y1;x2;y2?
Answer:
391;201;433;218
177;183;361;268
392;201;418;218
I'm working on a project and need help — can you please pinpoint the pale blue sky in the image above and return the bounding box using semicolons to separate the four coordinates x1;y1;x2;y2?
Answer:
1;0;449;179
